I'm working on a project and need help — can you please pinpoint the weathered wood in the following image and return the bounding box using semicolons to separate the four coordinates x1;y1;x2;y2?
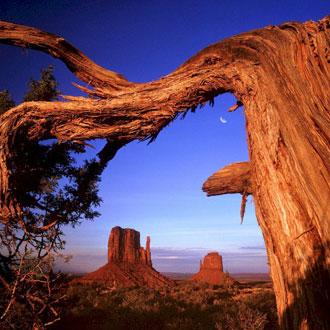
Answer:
202;162;251;224
1;16;330;329
0;21;130;92
202;162;251;196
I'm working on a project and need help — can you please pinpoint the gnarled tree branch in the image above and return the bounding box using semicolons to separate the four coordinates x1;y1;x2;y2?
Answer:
0;21;131;92
202;162;252;196
0;19;260;224
1;16;330;329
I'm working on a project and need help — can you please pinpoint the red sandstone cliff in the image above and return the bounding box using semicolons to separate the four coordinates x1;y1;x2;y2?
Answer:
108;226;152;266
77;226;172;288
191;252;235;285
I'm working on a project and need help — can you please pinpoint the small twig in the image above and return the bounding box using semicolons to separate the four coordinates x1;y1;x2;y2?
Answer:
0;250;25;320
49;306;58;317
44;317;61;327
228;101;243;112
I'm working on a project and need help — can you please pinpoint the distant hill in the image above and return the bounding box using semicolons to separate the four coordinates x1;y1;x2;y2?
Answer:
163;272;271;282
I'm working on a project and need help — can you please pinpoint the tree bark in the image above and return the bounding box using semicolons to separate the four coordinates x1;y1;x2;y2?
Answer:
243;21;330;328
0;16;329;329
202;162;251;196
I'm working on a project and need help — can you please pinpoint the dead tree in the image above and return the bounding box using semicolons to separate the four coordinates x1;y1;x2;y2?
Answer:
0;16;329;329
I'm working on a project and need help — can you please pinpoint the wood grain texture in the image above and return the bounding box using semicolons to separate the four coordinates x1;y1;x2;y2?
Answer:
202;162;251;196
1;16;330;329
0;21;130;91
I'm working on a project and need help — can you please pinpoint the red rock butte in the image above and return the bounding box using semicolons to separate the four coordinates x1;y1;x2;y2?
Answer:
108;226;152;266
191;252;235;285
76;226;173;288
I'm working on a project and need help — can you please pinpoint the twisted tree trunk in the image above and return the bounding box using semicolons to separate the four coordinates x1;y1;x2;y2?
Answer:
0;16;329;329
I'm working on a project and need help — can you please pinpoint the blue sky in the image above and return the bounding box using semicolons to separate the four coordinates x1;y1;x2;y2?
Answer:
0;1;328;273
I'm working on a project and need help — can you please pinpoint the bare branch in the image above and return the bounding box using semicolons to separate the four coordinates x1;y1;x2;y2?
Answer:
203;162;252;196
0;20;131;91
228;101;243;112
0;251;24;320
1;16;330;329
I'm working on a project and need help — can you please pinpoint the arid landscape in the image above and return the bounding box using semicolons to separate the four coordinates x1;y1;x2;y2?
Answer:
52;228;276;330
1;225;277;330
0;1;329;329
50;277;277;330
4;225;275;329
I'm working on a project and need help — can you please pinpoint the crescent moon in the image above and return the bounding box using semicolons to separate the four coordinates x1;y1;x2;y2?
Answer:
220;116;227;124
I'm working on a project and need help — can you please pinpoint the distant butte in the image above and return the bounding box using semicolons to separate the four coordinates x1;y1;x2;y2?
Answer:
191;252;235;285
77;226;174;288
107;226;152;266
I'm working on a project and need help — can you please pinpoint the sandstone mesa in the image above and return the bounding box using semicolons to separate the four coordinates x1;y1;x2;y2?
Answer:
77;226;173;288
191;252;235;285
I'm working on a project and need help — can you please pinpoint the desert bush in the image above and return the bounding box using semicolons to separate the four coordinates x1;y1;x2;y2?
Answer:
49;281;276;330
240;290;278;329
215;302;267;330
